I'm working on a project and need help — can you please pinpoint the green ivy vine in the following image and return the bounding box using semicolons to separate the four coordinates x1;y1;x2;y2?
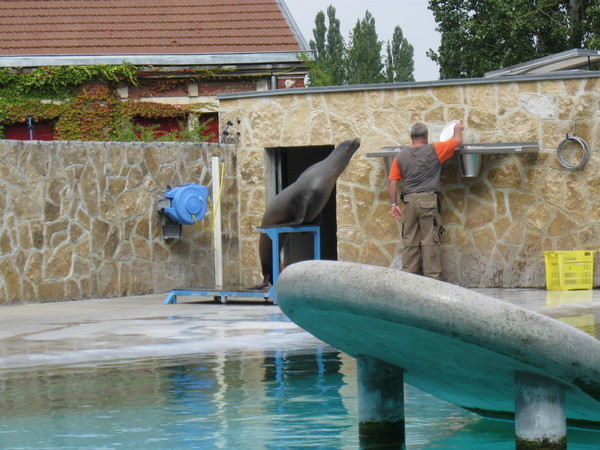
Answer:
0;63;217;141
0;63;140;100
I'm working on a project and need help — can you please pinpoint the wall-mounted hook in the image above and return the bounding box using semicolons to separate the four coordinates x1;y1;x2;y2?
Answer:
220;119;240;144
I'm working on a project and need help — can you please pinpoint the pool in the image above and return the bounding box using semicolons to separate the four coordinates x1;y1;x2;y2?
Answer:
1;347;599;449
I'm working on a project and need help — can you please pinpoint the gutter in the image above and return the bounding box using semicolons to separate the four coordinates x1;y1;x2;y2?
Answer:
0;52;309;68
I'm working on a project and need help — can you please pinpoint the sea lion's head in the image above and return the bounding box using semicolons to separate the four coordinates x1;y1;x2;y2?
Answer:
334;137;361;160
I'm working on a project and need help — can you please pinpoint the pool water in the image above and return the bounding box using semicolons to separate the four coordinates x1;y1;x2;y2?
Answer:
1;347;599;449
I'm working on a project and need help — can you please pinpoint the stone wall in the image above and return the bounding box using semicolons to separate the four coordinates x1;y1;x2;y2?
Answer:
0;140;240;304
3;74;599;305
218;74;600;288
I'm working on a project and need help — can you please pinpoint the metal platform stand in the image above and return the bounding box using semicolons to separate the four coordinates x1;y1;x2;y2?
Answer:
164;225;321;305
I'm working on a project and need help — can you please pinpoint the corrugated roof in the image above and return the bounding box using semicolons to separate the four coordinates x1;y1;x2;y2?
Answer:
0;0;307;56
484;49;600;77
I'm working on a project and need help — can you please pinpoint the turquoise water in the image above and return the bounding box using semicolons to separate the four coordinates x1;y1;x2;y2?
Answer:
1;347;599;449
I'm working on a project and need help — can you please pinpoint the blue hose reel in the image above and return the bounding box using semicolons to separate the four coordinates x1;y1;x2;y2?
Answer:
162;184;209;225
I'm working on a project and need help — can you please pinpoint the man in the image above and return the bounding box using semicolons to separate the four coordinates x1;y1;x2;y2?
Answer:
388;121;464;279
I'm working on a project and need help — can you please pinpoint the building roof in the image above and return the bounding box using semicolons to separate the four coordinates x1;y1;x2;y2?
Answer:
484;49;600;78
0;0;308;59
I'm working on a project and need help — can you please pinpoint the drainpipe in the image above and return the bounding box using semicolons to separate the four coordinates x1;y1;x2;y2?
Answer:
271;75;278;90
27;114;34;140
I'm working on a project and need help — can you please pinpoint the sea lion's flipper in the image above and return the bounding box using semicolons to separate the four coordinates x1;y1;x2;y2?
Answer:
248;276;270;290
252;233;273;289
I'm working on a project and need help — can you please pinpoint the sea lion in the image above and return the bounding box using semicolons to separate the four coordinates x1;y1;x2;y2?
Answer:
252;138;361;289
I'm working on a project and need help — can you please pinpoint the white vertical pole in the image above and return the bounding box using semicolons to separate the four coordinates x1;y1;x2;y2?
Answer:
212;156;223;288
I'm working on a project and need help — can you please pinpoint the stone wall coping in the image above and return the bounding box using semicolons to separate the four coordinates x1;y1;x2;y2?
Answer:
217;70;600;100
3;140;234;148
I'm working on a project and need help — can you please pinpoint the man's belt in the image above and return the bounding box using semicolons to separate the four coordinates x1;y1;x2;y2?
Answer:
401;191;438;204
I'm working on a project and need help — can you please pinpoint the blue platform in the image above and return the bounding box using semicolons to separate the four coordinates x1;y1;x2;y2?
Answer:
164;225;321;305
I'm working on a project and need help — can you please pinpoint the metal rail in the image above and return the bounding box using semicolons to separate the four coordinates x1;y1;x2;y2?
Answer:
164;225;321;305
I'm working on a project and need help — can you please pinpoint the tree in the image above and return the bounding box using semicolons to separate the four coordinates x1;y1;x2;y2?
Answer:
583;0;600;49
427;0;600;79
325;6;346;84
385;26;415;82
303;7;416;86
346;11;385;84
306;6;346;86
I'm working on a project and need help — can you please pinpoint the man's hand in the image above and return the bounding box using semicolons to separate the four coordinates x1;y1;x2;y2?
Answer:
453;122;464;147
391;204;402;219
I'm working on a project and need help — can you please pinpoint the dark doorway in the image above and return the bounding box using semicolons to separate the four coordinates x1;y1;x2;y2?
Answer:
268;145;337;266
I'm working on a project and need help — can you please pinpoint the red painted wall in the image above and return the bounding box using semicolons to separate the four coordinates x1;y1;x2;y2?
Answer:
4;121;55;140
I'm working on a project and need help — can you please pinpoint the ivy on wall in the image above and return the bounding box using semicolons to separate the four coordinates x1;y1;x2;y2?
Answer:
0;63;217;141
0;63;140;99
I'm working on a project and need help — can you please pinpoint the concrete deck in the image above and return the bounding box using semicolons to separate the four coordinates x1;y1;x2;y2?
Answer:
0;295;320;370
0;286;599;372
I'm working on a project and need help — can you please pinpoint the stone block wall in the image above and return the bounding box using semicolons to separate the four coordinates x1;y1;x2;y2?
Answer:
0;140;240;304
218;74;600;288
3;74;599;305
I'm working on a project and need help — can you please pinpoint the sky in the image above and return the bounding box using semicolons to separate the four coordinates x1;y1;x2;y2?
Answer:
284;0;442;82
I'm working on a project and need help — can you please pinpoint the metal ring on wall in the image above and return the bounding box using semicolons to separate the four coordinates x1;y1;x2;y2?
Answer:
557;135;590;169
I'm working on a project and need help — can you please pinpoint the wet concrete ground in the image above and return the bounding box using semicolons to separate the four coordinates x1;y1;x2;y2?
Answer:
0;288;598;371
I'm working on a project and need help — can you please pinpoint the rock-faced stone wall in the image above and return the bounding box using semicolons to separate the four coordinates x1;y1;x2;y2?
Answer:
219;74;600;288
3;74;599;304
0;140;239;304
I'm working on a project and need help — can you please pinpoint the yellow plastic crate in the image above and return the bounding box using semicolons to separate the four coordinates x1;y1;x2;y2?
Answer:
545;251;595;291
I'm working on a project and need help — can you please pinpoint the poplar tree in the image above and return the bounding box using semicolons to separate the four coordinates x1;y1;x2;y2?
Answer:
304;6;416;86
346;11;385;84
325;6;346;84
306;6;345;86
385;26;415;82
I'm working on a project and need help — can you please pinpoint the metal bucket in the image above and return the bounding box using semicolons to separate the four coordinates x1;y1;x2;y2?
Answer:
459;153;482;177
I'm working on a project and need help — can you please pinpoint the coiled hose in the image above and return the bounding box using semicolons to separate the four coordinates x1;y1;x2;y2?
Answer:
557;134;590;169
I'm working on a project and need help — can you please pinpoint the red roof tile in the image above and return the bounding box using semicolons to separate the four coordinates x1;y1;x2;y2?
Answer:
0;0;306;56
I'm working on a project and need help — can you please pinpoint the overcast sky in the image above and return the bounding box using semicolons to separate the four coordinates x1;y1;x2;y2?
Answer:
284;0;442;81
